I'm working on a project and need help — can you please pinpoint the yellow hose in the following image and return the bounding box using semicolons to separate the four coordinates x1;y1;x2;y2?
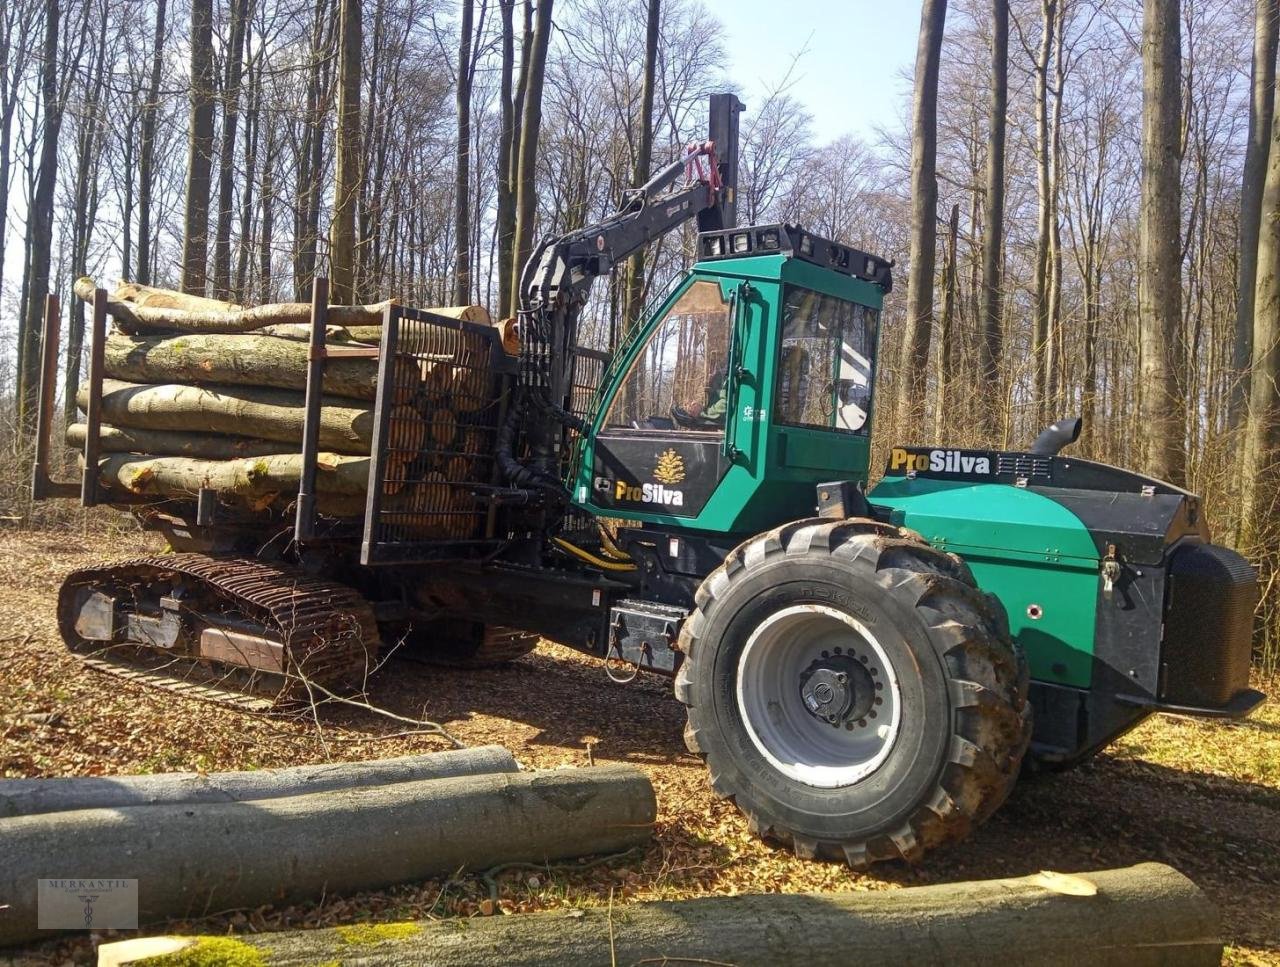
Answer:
597;525;633;562
552;537;637;572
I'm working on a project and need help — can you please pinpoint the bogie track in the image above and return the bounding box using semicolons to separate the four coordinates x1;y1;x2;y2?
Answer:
57;554;381;710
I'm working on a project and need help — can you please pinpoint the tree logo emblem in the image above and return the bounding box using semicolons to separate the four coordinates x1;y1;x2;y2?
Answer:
653;449;686;485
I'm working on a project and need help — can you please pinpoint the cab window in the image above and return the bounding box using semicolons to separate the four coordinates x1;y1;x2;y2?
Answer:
603;279;731;434
774;286;876;434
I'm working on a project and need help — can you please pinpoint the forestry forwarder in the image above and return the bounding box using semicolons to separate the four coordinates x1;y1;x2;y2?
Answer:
36;93;1264;866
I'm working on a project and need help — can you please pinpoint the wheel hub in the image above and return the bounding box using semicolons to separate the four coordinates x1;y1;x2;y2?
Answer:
799;652;874;727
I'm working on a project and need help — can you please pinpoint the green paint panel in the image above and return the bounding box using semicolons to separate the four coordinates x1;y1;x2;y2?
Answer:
868;477;1100;687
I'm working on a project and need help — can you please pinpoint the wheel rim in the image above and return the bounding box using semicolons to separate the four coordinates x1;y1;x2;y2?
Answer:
735;604;902;788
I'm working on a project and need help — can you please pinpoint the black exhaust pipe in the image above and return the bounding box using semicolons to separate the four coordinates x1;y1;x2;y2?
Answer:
1029;417;1082;456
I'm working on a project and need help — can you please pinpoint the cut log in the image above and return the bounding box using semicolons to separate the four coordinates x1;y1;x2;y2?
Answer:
109;280;242;313
75;277;393;334
256;323;361;343
93;863;1220;967
102;332;415;402
0;746;518;818
79;379;425;455
0;765;656;948
67;423;284;460
93;452;382;499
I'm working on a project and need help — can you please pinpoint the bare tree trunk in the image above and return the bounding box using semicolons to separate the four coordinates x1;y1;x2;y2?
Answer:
511;0;553;307
1240;64;1280;549
1234;0;1279;427
213;0;250;300
64;0;110;427
17;0;62;433
979;0;1008;438
621;0;661;341
135;0;166;285
330;0;362;303
1032;0;1057;427
896;0;947;433
182;0;216;295
1138;0;1185;485
935;203;960;439
452;0;475;305
495;1;520;317
293;0;330;299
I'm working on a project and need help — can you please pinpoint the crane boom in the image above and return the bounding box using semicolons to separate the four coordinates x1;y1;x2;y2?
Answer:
504;93;744;495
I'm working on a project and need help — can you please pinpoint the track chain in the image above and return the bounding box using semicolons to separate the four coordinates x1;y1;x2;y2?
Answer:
57;554;381;710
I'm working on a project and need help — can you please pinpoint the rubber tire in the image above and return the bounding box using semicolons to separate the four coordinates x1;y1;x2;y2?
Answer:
396;619;539;669
675;518;1031;867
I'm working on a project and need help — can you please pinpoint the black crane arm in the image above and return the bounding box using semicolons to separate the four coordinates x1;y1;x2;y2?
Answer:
504;93;743;496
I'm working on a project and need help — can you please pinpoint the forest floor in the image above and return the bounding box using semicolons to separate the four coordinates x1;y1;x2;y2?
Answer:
0;525;1277;965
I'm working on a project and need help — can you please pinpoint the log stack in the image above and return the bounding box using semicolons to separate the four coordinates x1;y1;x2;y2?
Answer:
70;279;510;526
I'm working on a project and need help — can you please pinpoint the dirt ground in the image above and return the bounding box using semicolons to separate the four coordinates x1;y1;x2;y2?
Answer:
0;526;1277;965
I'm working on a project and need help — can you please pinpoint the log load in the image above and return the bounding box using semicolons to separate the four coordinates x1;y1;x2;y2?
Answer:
111;282;241;313
0;765;656;948
95;863;1221;967
75;276;393;334
102;331;418;402
91;452;386;501
0;746;518;818
77;379;425;455
67;423;284;460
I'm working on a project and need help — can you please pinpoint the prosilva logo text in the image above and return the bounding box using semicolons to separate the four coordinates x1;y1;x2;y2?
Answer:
889;447;992;475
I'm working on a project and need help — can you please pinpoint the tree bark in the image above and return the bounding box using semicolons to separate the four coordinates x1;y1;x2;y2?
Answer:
979;0;1008;440
0;747;517;818
112;281;241;312
97;863;1220;967
934;202;959;439
1239;62;1280;550
896;0;947;432
135;0;167;286
79;379;424;456
1138;0;1185;485
621;0;661;342
1235;0;1279;427
1032;0;1057;427
0;766;656;950
63;0;110;428
93;451;378;500
495;0;518;317
100;332;414;402
330;0;362;303
67;423;288;461
213;0;250;300
16;0;62;434
181;0;216;294
75;277;391;334
452;0;475;305
511;0;553;306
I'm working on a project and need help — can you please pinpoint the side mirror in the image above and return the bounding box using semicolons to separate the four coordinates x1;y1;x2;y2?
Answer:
1029;417;1082;456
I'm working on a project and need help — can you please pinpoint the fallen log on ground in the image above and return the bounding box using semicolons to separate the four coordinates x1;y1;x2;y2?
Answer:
74;277;393;333
79;379;425;455
0;746;518;818
0;765;654;948
96;863;1220;967
102;332;416;402
90;451;385;500
66;423;284;460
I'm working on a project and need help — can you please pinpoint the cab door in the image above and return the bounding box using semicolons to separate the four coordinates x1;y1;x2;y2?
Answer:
577;277;743;522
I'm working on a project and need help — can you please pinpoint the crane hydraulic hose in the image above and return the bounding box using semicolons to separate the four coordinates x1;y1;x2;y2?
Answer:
552;537;637;572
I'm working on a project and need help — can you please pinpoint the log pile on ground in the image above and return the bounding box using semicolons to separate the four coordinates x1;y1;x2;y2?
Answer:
0;756;656;949
92;862;1221;967
69;279;512;526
